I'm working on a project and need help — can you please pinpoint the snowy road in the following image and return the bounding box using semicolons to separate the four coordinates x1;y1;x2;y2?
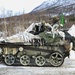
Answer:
0;58;75;75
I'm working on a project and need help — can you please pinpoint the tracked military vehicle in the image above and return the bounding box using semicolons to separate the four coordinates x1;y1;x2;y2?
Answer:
0;22;73;67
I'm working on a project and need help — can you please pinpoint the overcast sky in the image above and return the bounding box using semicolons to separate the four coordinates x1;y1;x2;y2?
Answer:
0;0;46;16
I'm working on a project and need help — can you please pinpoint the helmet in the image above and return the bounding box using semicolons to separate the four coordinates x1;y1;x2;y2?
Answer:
41;21;45;24
52;16;59;24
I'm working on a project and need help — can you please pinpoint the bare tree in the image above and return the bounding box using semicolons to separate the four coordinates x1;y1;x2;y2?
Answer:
6;10;13;17
6;10;13;36
0;8;7;37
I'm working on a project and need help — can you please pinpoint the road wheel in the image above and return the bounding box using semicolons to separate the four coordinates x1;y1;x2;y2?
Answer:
35;55;45;66
4;54;15;66
49;51;64;67
20;55;30;66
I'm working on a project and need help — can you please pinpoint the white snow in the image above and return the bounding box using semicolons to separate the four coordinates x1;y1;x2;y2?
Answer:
33;0;75;12
67;25;75;59
6;32;35;42
70;50;75;59
68;25;75;37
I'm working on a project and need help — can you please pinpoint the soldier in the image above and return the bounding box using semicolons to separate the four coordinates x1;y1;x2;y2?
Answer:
34;21;46;35
40;21;46;32
51;16;66;40
52;16;59;25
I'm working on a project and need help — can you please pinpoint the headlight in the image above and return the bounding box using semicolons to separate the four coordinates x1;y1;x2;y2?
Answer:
19;47;23;51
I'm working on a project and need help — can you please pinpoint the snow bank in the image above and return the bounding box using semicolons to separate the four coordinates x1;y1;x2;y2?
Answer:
70;50;75;59
68;25;75;37
67;25;75;59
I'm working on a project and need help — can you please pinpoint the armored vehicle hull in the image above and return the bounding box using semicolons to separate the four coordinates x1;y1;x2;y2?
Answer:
0;23;73;67
0;37;70;67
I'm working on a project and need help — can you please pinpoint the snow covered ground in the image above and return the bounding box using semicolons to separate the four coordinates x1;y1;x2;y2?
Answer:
70;50;75;59
68;25;75;37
